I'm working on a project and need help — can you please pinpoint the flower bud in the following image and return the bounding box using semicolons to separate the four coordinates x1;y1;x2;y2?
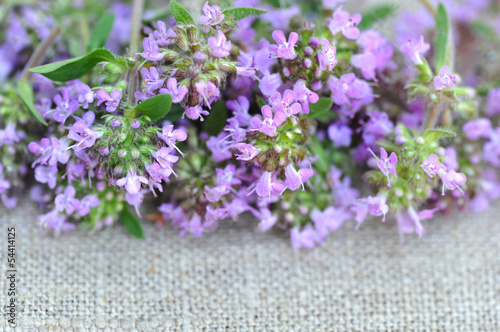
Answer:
304;46;313;56
186;26;198;43
111;119;121;127
104;63;122;75
194;51;205;64
309;37;319;48
303;58;312;69
118;150;127;158
131;149;140;159
131;119;141;129
99;146;110;155
113;166;124;175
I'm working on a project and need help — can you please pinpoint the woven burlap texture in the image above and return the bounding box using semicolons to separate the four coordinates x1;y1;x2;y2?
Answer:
1;198;499;331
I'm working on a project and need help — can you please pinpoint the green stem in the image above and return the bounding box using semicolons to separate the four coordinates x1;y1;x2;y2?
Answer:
129;0;145;54
424;101;442;131
419;0;436;16
21;27;61;80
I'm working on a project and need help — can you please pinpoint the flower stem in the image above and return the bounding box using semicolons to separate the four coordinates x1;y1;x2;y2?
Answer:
419;0;436;16
21;27;61;80
424;101;442;131
129;0;145;54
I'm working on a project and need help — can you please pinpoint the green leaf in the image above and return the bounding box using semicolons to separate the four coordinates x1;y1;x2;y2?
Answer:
134;94;172;121
308;135;329;176
121;205;144;239
170;0;194;25
304;98;333;119
222;7;268;21
29;48;116;81
17;79;48;126
88;13;115;51
435;3;452;71
423;127;456;142
256;96;267;108
357;4;396;30
469;21;496;39
203;99;227;136
477;81;500;96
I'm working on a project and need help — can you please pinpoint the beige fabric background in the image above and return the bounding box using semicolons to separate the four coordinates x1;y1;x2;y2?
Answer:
1;198;499;330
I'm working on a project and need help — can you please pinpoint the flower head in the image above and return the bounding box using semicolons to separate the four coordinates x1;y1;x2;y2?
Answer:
160;78;188;103
317;38;338;71
269;90;302;117
199;2;224;26
293;81;319;115
208;30;231;57
420;154;446;178
250;105;286;137
116;169;148;194
433;65;458;90
137;34;164;61
96;89;122;112
153;20;176;46
368;147;397;188
328;7;362;40
269;30;298;59
400;35;430;65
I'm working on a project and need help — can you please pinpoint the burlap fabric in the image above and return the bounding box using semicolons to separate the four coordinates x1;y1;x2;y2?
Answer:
1;198;499;331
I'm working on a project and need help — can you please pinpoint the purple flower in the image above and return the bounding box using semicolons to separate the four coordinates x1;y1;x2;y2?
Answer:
420;154;446;178
34;165;58;189
198;2;224;26
255;171;274;198
67;121;102;151
116;169;148;194
259;73;282;96
462;119;492;141
352;195;389;226
204;206;227;231
328;7;362;40
250;105;286;137
38;210;75;235
322;0;346;10
261;6;300;31
442;147;458;171
400;35;430;65
160;78;188;103
269;30;298;60
328;122;353;147
486;88;500;116
311;206;345;237
433;65;458;90
96;89;122;112
153;20;176;46
54;185;80;214
351;52;378;80
195;81;220;109
317;38;338;71
215;164;242;188
437;169;467;196
269;90;302;117
361;111;394;145
0;123;24;147
74;80;94;109
184;105;209;121
293;81;319;115
154;147;179;175
226;96;252;126
77;195;100;216
256;208;277;231
290;226;317;249
284;164;313;192
51;88;80;123
204;185;230;202
137;34;165;61
395;206;430;237
368;147;397;188
233;143;259;161
328;73;372;106
208;30;231;57
29;137;70;167
206;132;232;162
140;67;165;92
158;125;187;156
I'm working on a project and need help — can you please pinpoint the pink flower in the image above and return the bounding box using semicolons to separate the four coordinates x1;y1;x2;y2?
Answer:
116;169;148;194
433;65;458;90
153;20;176;46
420;154;446;178
96;89;122;112
154;147;179;176
259;73;282;96
437;169;467;196
368;147;397;188
317;38;338;71
195;81;220;109
208;30;231;57
160;78;188;103
233;143;259;161
284;164;314;192
198;2;224;26
293;81;319;115
269;90;302;117
67;121;102;151
328;7;362;40
136;34;165;61
250;105;286;137
352;195;389;226
268;30;298;60
400;35;430;65
158;125;187;156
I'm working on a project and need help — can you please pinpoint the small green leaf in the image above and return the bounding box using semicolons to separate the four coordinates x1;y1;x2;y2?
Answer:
17;79;48;126
134;94;172;121
29;48;116;81
357;4;396;30
435;3;452;71
305;98;333;119
88;13;115;51
308;135;329;176
121;205;144;239
423;127;456;142
170;0;194;25
203;100;227;136
222;7;268;21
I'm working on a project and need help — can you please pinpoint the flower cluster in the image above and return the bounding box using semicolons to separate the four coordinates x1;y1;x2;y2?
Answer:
2;0;500;249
